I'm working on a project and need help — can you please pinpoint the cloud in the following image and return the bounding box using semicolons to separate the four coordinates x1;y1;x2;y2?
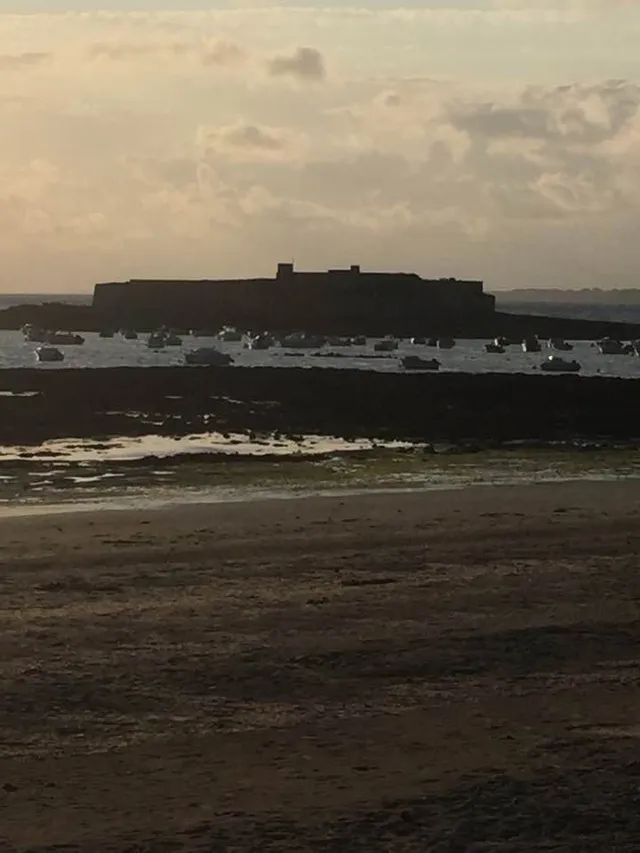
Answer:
448;80;640;145
266;47;326;82
0;7;639;290
0;52;51;70
87;38;247;67
198;122;307;162
89;41;193;61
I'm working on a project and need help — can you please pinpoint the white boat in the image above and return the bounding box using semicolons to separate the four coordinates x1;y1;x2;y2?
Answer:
540;355;581;373
373;337;398;352
184;347;234;366
401;355;440;371
35;346;64;363
46;331;84;345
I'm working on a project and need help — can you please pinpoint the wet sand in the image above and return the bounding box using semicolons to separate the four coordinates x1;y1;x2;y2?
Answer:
1;481;640;851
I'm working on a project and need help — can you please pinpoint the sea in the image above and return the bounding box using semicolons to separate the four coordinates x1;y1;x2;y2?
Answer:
1;294;640;377
2;292;639;515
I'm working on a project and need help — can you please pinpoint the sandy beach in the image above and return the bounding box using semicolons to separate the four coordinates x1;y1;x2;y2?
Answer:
1;480;640;851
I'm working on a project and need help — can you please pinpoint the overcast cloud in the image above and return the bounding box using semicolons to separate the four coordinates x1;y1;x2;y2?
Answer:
0;2;639;291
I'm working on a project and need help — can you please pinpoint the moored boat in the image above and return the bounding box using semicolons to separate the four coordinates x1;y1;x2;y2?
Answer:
164;332;183;346
246;332;274;350
217;326;243;343
46;331;84;345
437;337;455;349
35;346;64;363
540;355;581;373
22;324;47;342
190;329;218;337
549;338;573;351
147;331;166;349
522;336;541;353
373;336;398;352
280;333;326;348
598;338;633;355
485;340;505;353
184;347;234;366
401;355;440;371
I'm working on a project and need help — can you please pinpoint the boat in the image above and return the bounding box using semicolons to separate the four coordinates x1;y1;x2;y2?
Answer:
190;329;218;337
522;337;541;353
217;326;243;343
410;336;427;345
35;346;64;363
326;336;352;347
540;355;581;373
245;332;274;350
373;336;398;352
437;337;455;349
598;338;633;355
147;332;166;349
426;337;438;347
164;332;183;346
121;329;138;340
280;333;326;348
401;355;440;371
22;324;47;342
184;347;234;366
46;331;84;345
352;335;367;346
549;338;573;351
485;340;505;353
99;330;115;338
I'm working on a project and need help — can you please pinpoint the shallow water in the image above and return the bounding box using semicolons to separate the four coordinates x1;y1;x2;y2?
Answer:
0;431;406;463
1;438;639;517
2;331;640;378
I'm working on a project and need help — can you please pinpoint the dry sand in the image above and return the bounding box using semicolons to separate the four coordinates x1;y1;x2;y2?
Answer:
1;481;640;851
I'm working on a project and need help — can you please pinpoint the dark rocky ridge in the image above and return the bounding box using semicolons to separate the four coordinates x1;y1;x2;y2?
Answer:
0;366;639;446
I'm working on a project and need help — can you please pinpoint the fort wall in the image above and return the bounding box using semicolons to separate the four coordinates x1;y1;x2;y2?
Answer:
93;263;495;334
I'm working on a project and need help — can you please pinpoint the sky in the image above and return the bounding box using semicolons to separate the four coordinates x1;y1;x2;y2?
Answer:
0;2;639;292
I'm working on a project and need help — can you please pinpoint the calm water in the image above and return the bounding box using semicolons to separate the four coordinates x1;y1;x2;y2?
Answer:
1;330;640;377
